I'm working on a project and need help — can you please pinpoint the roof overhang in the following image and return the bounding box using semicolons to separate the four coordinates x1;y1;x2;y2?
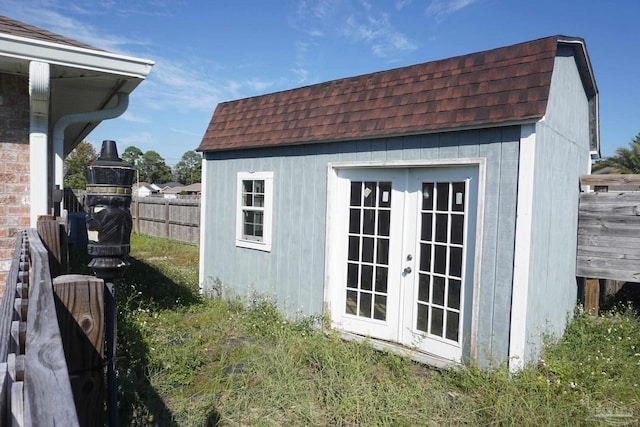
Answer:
557;37;600;158
0;32;154;155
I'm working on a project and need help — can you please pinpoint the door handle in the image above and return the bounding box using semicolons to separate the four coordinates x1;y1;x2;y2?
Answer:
403;266;412;274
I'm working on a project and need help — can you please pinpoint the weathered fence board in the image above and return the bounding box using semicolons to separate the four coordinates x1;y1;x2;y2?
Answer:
577;184;640;283
133;197;200;245
580;174;640;187
23;229;79;426
53;274;104;427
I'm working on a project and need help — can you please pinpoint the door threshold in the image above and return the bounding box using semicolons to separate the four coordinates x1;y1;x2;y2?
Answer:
335;330;461;369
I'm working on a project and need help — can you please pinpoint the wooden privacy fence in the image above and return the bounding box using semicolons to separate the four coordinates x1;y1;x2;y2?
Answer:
132;197;200;245
577;174;640;312
0;227;105;426
65;190;201;245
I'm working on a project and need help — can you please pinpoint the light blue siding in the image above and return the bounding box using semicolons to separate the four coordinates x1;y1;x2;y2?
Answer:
523;48;591;363
202;127;520;365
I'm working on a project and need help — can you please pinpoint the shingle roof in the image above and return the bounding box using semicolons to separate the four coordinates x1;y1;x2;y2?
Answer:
198;35;594;153
0;15;104;51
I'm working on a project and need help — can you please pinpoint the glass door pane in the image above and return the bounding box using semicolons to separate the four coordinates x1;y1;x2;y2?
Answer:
345;181;392;321
415;181;466;343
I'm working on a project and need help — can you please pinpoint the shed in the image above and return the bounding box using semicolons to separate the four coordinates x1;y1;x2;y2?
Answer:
0;16;153;283
197;36;598;369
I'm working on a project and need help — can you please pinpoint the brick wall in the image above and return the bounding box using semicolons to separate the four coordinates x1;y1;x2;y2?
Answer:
0;73;30;286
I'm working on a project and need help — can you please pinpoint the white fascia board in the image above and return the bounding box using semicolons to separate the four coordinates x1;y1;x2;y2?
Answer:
508;123;537;373
0;34;154;79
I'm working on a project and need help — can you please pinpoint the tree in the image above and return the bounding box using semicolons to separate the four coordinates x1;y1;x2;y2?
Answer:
138;150;172;183
592;133;640;173
64;141;97;189
173;150;202;184
121;145;143;167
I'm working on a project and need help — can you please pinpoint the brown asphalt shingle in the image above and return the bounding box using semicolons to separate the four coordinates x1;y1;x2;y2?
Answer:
0;15;105;51
198;36;576;153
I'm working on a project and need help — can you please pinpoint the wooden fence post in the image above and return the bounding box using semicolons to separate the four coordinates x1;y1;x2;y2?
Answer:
52;275;104;427
585;278;600;315
37;216;68;277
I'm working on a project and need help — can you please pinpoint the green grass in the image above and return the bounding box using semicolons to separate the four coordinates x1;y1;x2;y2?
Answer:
101;234;640;426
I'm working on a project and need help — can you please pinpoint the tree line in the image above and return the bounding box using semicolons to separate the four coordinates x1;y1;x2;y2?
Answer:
64;141;202;189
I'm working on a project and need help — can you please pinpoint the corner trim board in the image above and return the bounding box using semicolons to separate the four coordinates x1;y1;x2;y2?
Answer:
508;123;536;372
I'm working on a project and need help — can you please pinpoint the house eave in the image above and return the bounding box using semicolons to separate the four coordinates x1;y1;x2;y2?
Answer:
0;33;154;79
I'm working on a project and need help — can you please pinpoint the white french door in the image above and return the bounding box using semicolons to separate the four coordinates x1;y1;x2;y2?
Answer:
329;166;478;362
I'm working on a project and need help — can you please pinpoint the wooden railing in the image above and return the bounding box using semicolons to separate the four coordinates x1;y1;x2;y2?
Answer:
0;229;79;426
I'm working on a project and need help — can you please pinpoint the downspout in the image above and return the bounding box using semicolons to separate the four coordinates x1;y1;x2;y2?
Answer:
52;92;129;212
29;61;50;227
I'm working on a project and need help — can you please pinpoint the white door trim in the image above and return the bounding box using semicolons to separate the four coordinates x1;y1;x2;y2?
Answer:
324;158;487;364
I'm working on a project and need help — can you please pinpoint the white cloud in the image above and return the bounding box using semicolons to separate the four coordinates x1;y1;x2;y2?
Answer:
425;0;478;19
343;13;417;58
291;0;417;61
170;128;203;137
291;66;309;85
120;111;150;123
395;0;412;9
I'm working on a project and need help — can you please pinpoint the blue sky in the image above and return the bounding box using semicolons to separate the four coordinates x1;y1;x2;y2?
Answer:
3;0;639;165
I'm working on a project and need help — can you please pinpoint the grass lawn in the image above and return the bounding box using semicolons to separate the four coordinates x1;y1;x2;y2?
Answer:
98;234;640;426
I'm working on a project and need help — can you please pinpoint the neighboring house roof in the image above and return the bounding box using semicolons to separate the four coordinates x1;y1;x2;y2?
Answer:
198;35;598;154
0;15;154;156
159;182;183;190
163;183;202;194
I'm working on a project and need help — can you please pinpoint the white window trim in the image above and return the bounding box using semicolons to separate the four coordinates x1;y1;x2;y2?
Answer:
236;171;274;252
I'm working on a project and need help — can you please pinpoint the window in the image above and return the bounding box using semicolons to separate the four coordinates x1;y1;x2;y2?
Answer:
236;171;273;251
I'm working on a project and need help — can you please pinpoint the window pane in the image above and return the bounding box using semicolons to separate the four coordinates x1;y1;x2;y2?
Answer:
416;303;428;332
450;246;462;278
434;245;446;275
418;274;430;302
378;210;390;236
378;182;391;208
435;214;448;243
254;194;264;207
422;183;434;210
421;213;432;241
433;276;445;306
243;193;253;207
361;265;373;291
243;222;254;238
450;214;464;245
376;238;389;265
436;183;449;211
374;295;387;321
448;279;461;310
375;266;388;293
362;237;374;263
348;236;359;261
347;263;358;289
350;181;362;206
363;182;376;207
431;307;444;336
452;182;465;212
363;209;375;235
446;311;460;341
253;180;264;194
346;290;357;315
359;292;372;317
420;243;431;272
349;209;361;234
243;180;253;194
